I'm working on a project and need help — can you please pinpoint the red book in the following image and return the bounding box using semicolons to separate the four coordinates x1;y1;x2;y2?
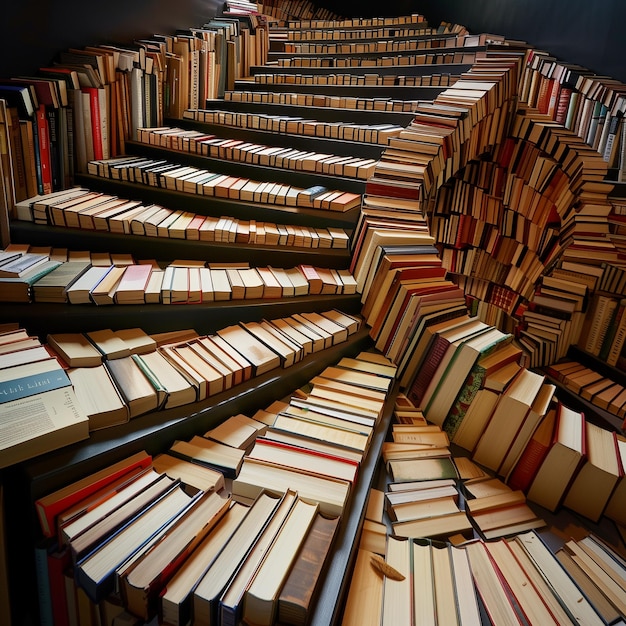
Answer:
113;264;153;303
35;450;152;537
36;104;53;194
506;408;557;492
297;264;323;294
365;178;421;200
82;87;103;160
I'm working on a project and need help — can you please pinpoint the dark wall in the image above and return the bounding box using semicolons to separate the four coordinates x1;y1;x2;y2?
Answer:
413;0;626;85
318;0;626;86
0;0;224;78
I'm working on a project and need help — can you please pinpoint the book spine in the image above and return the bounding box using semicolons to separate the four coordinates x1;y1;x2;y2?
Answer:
45;107;61;191
84;88;104;161
407;336;449;408
35;105;52;194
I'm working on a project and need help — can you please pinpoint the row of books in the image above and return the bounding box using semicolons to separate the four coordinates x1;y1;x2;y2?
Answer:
274;49;481;68
135;125;380;180
0;307;361;461
33;349;398;626
545;358;626;423
357;59;518;222
273;13;425;29
0;246;357;304
279;32;498;55
182;107;405;145
85;154;362;212
223;88;426;111
14;187;350;248
272;22;433;42
251;71;457;87
350;210;626;528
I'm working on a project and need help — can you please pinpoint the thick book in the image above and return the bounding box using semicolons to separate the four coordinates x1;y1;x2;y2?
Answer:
233;456;351;517
406;315;481;408
216;323;281;376
160;502;249;626
526;403;587;512
169;436;245;479
68;364;130;431
218;491;300;626
46;333;102;367
423;326;511;427
242;497;319;626
276;511;340;626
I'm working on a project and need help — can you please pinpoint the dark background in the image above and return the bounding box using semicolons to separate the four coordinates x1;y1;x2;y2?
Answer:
1;1;626;85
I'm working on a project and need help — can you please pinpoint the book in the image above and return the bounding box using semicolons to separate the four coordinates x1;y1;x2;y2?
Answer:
513;531;606;626
442;341;523;439
247;437;359;485
46;333;102;367
132;350;197;409
67;472;178;562
463;540;525;625
204;413;267;451
218;490;300;626
32;261;91;303
58;467;162;547
216;323;280;375
452;388;500;453
233;456;351;517
340;549;384;626
604;434;626;526
506;408;557;492
105;356;159;418
67;364;129;431
526;403;586;512
423;326;511;427
472;368;545;472
276;511;340;626
0;361;89;466
152;451;225;493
